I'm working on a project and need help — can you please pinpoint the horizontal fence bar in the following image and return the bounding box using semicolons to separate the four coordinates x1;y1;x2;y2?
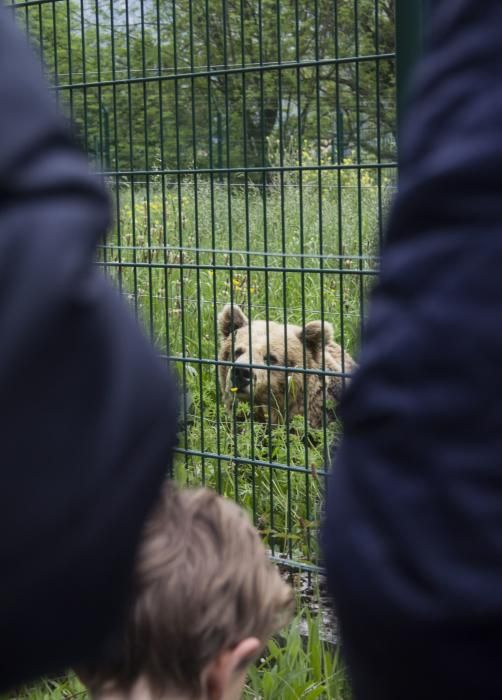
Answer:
96;260;378;276
161;353;354;380
175;446;329;478
98;244;380;264
8;0;64;8
269;554;322;575
100;162;397;178
53;53;396;92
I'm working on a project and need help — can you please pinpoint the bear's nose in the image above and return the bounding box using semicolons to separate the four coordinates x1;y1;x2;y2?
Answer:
231;365;252;390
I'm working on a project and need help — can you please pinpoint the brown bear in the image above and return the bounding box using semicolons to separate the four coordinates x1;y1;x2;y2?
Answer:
218;304;356;429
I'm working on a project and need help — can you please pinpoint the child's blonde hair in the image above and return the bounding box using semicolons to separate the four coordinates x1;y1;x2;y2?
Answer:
81;483;294;697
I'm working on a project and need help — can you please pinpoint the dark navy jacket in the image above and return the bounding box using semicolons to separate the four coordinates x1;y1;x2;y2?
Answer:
0;7;178;690
323;2;502;698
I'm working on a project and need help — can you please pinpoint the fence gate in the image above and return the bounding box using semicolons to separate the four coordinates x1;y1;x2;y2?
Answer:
14;0;398;573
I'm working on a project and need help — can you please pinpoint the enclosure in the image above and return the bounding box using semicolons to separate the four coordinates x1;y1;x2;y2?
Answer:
12;0;410;576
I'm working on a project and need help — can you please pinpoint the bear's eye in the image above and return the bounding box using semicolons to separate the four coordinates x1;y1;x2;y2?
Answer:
264;353;279;365
233;348;244;359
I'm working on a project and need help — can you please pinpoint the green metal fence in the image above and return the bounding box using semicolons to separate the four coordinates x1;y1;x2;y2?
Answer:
14;0;398;573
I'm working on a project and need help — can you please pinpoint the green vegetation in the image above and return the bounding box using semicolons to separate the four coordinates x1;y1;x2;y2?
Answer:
246;610;350;699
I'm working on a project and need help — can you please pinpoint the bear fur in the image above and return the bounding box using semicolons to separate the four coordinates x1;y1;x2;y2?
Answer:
218;304;356;429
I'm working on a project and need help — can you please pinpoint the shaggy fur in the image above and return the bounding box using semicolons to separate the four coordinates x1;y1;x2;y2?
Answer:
218;304;356;428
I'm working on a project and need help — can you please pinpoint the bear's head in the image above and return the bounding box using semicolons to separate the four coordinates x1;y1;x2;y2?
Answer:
218;303;334;421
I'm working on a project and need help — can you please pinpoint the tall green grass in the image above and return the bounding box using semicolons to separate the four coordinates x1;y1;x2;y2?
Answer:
246;611;350;699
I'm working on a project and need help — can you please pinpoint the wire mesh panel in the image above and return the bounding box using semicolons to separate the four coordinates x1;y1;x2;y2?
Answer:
14;0;397;573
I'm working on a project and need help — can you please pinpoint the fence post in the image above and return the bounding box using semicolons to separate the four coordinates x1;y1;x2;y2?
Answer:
395;0;425;136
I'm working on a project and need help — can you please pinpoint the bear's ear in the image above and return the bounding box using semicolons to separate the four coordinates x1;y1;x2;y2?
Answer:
298;320;334;353
218;304;249;338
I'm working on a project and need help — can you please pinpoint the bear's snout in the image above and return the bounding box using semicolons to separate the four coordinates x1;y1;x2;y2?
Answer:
231;364;253;392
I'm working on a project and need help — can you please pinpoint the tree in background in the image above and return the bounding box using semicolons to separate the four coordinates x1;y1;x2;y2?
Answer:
20;0;396;179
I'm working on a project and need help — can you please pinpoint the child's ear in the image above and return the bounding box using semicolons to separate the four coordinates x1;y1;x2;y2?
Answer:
203;637;261;700
230;637;261;671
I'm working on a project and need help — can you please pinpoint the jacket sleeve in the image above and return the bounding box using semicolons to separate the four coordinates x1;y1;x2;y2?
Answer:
323;3;502;699
0;8;178;689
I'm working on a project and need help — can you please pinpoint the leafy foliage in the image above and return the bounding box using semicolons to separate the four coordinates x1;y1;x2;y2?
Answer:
20;0;396;177
246;610;351;699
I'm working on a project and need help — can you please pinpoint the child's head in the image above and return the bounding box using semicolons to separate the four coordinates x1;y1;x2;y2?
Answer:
78;483;294;700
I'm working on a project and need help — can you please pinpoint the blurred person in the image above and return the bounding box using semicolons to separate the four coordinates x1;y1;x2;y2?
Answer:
77;483;294;700
0;4;178;690
323;2;502;698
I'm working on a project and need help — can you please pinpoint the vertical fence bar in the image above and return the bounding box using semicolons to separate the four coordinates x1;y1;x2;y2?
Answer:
205;0;223;495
